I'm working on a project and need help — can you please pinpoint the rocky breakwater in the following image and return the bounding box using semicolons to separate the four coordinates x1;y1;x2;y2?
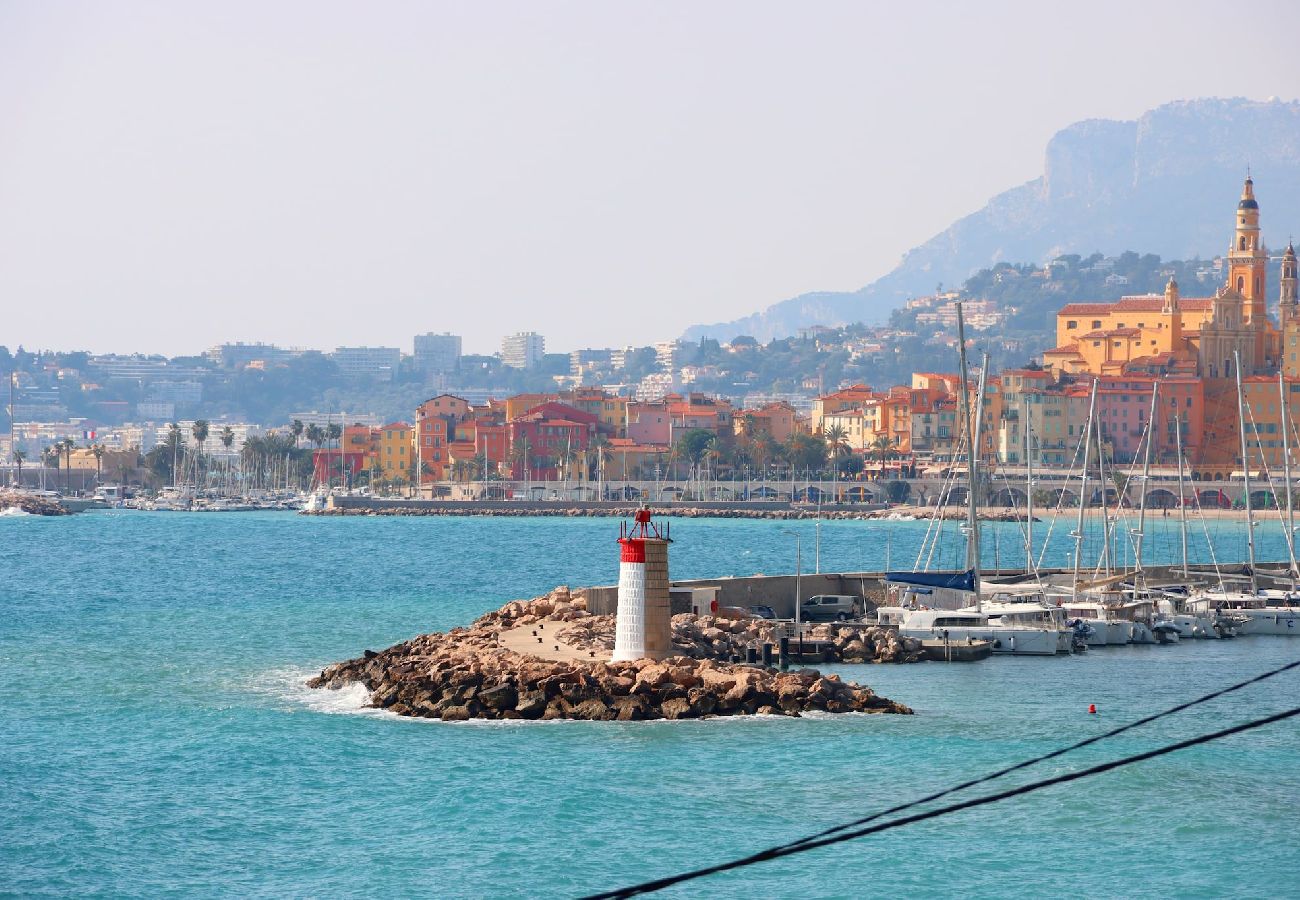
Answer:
0;491;71;515
307;591;912;721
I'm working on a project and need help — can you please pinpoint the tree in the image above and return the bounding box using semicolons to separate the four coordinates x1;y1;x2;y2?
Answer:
91;443;105;485
12;448;26;487
837;454;865;477
290;419;304;447
675;429;715;477
192;420;210;485
869;435;894;475
786;432;828;475
824;425;850;461
60;438;75;492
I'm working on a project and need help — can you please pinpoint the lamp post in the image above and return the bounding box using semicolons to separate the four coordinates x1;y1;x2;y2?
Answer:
782;528;802;631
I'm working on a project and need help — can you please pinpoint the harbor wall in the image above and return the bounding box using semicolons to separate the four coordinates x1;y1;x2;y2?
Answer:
579;564;1257;619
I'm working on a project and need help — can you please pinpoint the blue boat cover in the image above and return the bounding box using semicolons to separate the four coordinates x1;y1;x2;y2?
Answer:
884;570;976;592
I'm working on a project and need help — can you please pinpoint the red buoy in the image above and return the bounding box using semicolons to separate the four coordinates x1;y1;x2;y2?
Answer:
1088;704;1097;715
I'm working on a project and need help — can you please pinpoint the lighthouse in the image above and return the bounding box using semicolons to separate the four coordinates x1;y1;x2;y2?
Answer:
612;508;673;662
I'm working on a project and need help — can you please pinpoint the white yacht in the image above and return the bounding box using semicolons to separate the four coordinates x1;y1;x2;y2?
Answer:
1059;600;1120;646
1189;590;1300;636
895;607;1064;656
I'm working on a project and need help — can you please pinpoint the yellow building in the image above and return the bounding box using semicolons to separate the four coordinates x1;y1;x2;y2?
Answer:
810;384;875;433
1045;177;1281;380
378;422;412;484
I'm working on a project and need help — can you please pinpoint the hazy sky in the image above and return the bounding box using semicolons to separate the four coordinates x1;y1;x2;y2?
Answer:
3;1;1299;358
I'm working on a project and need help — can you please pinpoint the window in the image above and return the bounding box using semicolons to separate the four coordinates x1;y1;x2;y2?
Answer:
1092;320;1102;329
1067;320;1078;330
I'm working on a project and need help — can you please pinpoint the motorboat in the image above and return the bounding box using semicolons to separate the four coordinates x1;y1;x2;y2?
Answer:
896;607;1063;657
1189;590;1300;636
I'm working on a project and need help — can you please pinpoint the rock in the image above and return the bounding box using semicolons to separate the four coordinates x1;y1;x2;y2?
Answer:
515;690;548;719
570;699;615;721
661;697;696;720
479;683;518;711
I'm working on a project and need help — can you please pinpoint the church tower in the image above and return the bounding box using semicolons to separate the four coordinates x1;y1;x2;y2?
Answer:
1227;175;1268;325
1282;243;1300;377
1282;241;1298;318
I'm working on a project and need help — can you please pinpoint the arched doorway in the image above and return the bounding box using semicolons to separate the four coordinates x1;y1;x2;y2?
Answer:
1144;489;1177;509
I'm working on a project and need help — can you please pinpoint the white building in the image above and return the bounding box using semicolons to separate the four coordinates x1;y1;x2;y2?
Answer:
413;332;462;374
501;332;545;369
331;346;400;381
654;341;679;372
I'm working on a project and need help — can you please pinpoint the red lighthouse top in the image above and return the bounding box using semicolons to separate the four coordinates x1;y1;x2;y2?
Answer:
618;506;669;543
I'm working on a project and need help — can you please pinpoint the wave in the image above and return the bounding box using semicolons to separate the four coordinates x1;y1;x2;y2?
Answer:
0;506;32;517
250;666;392;718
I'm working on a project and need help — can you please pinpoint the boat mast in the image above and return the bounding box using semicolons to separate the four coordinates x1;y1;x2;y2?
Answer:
1073;380;1099;602
955;303;981;610
1281;371;1298;584
1095;407;1112;577
1024;397;1033;571
1234;350;1258;594
1175;411;1190;579
1134;382;1159;585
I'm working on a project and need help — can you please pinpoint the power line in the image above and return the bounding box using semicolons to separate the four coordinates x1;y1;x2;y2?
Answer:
785;655;1299;849
584;670;1300;899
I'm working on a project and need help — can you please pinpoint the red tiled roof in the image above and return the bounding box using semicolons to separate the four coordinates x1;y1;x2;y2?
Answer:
1058;303;1115;315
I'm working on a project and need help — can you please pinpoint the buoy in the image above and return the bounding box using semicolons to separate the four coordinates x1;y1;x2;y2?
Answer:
1088;703;1097;715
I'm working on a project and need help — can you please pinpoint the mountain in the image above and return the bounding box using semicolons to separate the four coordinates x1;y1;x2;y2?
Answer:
683;97;1300;343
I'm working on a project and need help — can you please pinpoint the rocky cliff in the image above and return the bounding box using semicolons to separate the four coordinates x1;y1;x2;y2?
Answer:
685;98;1300;342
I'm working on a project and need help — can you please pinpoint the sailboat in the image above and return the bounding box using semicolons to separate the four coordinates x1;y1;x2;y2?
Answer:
1188;357;1300;634
885;303;1069;655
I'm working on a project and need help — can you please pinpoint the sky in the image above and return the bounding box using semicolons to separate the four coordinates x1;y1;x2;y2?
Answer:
2;1;1300;358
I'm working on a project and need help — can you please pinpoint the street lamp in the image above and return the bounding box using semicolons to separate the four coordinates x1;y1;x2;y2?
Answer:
782;528;802;631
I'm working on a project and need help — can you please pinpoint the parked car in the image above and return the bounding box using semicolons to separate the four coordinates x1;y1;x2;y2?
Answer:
799;595;862;622
747;604;777;620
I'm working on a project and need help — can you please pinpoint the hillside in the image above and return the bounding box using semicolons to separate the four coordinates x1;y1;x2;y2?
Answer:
684;97;1300;343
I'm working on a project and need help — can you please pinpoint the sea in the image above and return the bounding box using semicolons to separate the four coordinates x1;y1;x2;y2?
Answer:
2;510;1298;898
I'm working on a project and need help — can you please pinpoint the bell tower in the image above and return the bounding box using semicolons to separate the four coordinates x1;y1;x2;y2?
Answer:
1282;242;1299;330
1227;175;1268;324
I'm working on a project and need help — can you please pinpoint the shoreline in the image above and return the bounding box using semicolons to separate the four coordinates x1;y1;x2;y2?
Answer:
300;500;1279;522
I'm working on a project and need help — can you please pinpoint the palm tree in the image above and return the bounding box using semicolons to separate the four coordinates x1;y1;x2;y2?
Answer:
220;427;235;493
290;419;304;447
60;438;75;492
824;425;850;461
509;437;533;483
12;448;26;488
167;422;182;487
869;435;893;479
91;443;105;486
192;420;209;487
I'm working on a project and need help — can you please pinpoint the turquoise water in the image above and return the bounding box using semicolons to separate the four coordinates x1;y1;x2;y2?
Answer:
2;511;1298;898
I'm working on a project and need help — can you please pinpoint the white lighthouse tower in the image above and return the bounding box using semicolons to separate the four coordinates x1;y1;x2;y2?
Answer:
612;508;673;662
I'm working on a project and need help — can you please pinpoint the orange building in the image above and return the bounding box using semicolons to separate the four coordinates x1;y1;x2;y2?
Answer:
416;394;471;485
737;401;806;445
811;384;874;433
1045;177;1282;380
